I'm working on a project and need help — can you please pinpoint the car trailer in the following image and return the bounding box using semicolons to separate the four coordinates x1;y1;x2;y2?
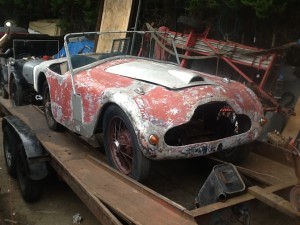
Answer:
0;97;299;225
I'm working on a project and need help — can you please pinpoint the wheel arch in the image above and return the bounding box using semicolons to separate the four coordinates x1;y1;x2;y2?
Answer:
2;116;49;180
36;72;46;94
94;96;144;135
94;102;117;133
8;71;22;95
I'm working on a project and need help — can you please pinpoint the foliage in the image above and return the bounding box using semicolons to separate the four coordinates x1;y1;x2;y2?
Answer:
49;0;99;33
182;0;300;47
185;0;296;18
240;0;288;18
0;0;99;33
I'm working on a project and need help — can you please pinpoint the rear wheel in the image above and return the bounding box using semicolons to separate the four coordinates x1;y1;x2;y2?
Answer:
3;125;17;177
3;124;43;202
103;105;151;182
11;78;23;106
16;153;43;202
43;82;63;131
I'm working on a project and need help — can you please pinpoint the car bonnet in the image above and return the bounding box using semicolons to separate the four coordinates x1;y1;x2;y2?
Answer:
105;59;216;89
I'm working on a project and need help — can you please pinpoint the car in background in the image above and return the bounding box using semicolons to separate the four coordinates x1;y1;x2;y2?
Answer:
30;31;266;182
0;26;28;37
0;32;64;105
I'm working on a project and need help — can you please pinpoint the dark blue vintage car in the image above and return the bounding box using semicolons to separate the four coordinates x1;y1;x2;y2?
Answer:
0;29;63;105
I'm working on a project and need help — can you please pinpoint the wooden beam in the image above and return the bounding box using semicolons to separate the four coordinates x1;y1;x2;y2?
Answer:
96;0;133;53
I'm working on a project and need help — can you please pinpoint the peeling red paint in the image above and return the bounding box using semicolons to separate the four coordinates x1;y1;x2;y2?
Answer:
45;56;264;160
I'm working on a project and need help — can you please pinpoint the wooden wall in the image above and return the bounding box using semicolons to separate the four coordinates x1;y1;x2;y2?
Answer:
96;0;133;53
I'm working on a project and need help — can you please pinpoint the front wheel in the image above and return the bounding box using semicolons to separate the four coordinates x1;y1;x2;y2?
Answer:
43;82;63;131
11;78;23;106
103;105;151;182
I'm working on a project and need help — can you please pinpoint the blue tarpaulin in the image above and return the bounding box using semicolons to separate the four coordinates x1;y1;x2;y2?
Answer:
55;37;94;58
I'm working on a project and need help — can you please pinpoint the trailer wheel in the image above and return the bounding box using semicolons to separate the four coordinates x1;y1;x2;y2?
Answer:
43;82;63;131
16;153;43;202
11;78;24;106
3;125;17;177
1;84;8;99
214;145;250;164
103;105;151;182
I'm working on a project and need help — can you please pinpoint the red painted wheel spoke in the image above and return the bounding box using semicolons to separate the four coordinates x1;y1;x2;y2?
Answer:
119;150;133;160
109;116;133;174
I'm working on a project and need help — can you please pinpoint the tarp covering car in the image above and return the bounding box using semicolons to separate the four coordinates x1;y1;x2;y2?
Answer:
55;37;94;58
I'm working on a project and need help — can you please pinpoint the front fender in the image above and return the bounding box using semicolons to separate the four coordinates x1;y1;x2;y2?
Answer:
101;88;150;130
11;59;27;83
99;89;162;157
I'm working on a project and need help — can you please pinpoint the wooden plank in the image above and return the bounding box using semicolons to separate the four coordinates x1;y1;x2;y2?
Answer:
96;0;133;53
282;97;300;139
191;182;296;218
238;152;297;185
248;186;300;218
0;99;197;225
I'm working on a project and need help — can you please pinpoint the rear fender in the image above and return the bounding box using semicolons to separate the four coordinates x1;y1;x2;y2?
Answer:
2;115;48;180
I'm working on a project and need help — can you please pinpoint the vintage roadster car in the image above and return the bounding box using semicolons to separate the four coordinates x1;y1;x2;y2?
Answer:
0;32;63;105
30;31;266;182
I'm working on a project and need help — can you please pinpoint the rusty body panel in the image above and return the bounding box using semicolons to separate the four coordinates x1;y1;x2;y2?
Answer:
43;55;264;160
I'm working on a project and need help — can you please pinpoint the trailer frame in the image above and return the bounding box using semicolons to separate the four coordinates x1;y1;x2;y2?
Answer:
0;98;299;225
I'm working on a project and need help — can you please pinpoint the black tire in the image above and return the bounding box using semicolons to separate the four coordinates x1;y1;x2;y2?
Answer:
16;153;43;202
3;125;17;177
214;144;251;164
11;78;23;106
1;84;8;99
177;16;205;33
43;82;63;131
103;105;151;182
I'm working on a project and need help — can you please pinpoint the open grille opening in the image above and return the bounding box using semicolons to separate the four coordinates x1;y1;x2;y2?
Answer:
164;102;251;146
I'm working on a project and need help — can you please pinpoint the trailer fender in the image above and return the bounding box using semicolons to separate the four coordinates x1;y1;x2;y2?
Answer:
2;115;48;180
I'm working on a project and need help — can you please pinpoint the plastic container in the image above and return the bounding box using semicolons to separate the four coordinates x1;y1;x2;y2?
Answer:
195;163;245;207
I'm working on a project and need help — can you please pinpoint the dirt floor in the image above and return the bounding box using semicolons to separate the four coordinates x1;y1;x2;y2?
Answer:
0;117;299;225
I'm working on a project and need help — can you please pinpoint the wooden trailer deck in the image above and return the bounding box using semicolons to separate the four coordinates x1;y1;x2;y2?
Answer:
0;98;299;225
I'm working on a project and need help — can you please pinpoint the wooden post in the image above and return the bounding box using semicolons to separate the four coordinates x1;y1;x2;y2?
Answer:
96;0;133;53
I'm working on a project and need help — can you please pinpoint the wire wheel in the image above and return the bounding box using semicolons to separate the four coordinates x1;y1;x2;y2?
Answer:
108;116;133;174
103;105;151;182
